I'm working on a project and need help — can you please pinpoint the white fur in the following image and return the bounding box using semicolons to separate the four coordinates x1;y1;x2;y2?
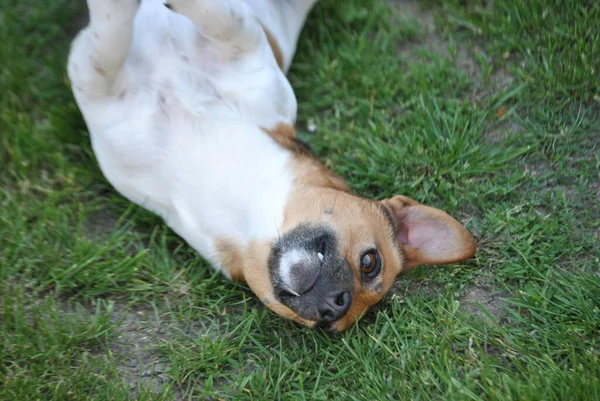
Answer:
279;249;311;292
68;0;318;275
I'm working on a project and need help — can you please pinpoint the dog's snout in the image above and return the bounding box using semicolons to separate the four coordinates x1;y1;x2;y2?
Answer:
270;224;354;324
319;291;352;323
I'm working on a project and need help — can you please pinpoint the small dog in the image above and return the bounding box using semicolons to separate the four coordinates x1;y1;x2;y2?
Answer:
68;0;476;331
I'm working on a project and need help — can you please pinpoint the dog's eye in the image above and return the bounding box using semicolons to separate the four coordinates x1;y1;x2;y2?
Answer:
360;250;381;277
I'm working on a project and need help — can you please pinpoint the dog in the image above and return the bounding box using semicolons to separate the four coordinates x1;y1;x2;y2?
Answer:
67;0;476;331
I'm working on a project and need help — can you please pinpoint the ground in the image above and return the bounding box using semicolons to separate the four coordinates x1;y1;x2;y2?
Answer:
1;0;599;400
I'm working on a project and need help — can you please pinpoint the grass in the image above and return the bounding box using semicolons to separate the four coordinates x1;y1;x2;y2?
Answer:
1;0;598;399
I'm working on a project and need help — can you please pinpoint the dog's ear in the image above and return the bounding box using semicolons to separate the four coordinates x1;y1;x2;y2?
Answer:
381;195;476;270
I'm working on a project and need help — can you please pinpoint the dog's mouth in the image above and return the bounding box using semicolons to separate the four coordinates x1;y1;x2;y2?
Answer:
268;224;354;325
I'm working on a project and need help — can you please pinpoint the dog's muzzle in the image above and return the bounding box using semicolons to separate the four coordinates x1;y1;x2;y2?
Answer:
269;224;354;325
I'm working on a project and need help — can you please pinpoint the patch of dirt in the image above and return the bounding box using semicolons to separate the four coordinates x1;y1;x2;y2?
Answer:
389;0;514;98
83;209;150;257
388;0;435;31
491;67;515;90
84;210;123;241
390;0;481;76
59;300;182;399
388;275;510;326
483;119;525;145
391;276;442;299
108;303;184;400
459;277;509;322
107;299;262;400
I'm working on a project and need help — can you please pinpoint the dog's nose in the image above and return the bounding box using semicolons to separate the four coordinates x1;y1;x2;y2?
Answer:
319;291;352;323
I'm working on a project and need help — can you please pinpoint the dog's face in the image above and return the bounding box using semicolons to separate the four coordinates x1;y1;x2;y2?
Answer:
261;191;476;332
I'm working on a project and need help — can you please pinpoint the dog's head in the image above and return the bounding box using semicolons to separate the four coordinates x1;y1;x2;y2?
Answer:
244;190;476;332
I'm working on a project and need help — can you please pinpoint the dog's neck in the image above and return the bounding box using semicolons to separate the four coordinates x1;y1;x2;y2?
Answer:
203;122;351;280
263;123;350;191
210;121;353;326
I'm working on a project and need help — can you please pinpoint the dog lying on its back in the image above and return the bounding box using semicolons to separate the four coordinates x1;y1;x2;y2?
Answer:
68;0;476;331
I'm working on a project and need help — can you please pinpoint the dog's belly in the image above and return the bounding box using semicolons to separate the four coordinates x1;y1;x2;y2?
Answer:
88;102;295;275
81;0;298;273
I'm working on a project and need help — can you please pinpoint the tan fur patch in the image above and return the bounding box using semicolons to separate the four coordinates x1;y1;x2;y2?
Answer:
262;123;350;192
280;188;405;331
214;238;245;281
260;24;285;70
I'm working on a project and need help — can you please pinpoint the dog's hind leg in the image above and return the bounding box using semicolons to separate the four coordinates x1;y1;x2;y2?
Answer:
68;0;139;99
165;0;263;53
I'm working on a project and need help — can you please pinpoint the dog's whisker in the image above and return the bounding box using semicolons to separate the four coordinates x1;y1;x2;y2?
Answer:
331;191;339;214
274;217;282;242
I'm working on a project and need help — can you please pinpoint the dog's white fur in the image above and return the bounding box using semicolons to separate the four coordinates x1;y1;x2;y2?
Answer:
68;0;317;276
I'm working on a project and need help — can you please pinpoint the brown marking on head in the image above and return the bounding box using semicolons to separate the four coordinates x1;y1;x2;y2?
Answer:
279;189;403;331
270;184;476;331
225;123;476;331
260;24;285;70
